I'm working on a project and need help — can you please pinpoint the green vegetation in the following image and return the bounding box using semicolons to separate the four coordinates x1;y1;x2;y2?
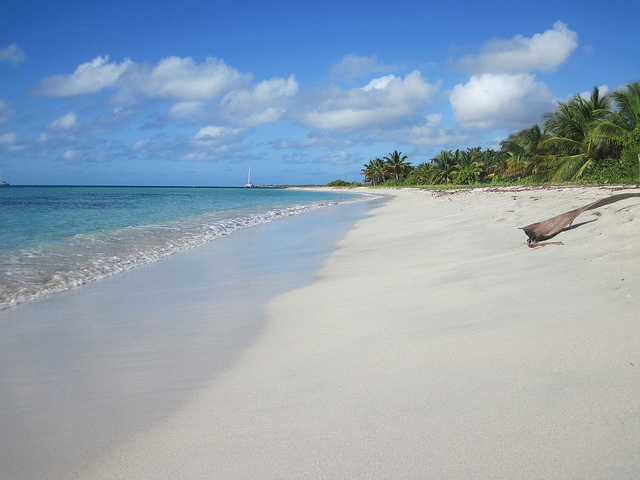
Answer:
357;80;640;188
326;179;362;187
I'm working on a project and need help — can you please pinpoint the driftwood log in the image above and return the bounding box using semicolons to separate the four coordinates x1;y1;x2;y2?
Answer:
521;193;640;247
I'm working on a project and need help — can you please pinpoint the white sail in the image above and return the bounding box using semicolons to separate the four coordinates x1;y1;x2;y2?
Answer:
245;165;253;188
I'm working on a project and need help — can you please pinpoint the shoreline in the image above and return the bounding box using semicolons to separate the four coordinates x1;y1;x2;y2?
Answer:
71;184;639;478
3;185;639;478
0;187;367;311
77;186;640;478
0;199;373;480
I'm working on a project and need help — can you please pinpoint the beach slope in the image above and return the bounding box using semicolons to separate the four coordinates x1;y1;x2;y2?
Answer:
79;186;640;479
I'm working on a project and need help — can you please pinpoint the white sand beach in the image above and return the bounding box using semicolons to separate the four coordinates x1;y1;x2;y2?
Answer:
66;185;640;479
2;186;639;479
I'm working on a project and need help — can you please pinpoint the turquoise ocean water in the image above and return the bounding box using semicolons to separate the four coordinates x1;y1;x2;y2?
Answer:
0;186;366;309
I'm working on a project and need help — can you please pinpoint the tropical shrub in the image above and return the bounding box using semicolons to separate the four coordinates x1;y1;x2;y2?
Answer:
326;179;351;187
578;155;636;184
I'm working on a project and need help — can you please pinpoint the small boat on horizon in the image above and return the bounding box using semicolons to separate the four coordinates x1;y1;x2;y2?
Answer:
244;165;253;188
0;168;9;187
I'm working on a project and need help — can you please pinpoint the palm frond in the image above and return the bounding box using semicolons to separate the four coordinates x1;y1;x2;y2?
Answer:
550;154;590;182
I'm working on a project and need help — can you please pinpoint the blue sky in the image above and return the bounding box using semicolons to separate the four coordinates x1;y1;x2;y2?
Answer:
1;0;638;186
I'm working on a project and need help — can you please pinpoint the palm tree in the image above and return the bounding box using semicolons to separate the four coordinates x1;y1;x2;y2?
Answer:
612;81;640;133
458;148;475;168
592;81;640;144
542;86;613;181
361;158;387;185
498;125;548;178
412;162;432;182
589;81;640;182
457;161;486;184
383;150;411;181
429;150;460;184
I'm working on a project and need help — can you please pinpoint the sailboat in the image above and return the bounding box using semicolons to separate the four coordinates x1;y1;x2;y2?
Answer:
244;165;253;188
0;167;9;187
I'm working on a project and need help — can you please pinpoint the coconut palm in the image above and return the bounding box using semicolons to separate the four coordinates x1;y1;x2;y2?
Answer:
612;81;640;133
457;148;475;168
383;150;411;181
592;81;640;143
498;124;548;178
542;86;613;181
361;158;387;185
412;162;432;182
429;150;460;184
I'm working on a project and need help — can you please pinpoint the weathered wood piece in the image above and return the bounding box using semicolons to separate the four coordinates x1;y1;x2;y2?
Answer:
520;193;640;247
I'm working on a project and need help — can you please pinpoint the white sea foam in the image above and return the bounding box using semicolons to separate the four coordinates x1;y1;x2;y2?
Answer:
0;197;373;310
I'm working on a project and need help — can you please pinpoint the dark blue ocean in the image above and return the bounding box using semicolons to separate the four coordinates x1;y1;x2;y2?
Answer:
0;186;367;309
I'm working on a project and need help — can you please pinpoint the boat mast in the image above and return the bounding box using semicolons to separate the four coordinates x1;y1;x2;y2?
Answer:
245;165;253;187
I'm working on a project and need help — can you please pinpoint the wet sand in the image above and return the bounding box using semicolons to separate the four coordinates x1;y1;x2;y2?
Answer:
0;199;372;480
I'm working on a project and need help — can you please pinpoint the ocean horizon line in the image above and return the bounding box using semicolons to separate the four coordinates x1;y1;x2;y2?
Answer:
0;184;298;188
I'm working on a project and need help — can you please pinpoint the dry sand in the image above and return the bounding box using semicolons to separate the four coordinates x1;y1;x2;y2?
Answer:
75;186;640;479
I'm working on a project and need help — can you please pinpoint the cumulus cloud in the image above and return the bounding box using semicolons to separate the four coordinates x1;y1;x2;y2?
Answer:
168;102;205;118
136;56;251;101
0;131;25;152
455;21;578;74
47;112;78;130
31;55;252;103
219;75;298;127
0;43;27;64
450;73;555;128
32;56;132;96
330;54;399;80
193;125;244;146
303;71;439;130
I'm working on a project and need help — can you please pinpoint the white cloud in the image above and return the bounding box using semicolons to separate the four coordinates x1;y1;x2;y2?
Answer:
168;102;205;118
178;140;243;162
193;125;243;146
450;74;555;128
455;21;578;74
303;71;439;130
31;55;251;103
32;56;132;96
131;139;149;151
276;132;356;152
0;43;27;64
140;56;251;101
362;74;398;91
249;75;298;102
401;115;472;151
59;149;82;163
219;75;298;127
0;99;15;124
0;131;25;152
47;112;77;130
0;131;17;144
317;151;359;165
330;54;398;80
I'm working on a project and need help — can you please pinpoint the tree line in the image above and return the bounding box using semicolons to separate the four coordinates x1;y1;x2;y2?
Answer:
357;80;640;187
